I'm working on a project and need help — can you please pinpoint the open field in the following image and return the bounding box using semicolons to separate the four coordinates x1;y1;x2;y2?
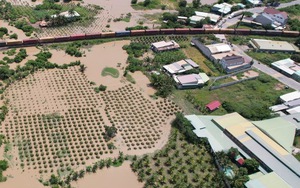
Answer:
246;51;291;66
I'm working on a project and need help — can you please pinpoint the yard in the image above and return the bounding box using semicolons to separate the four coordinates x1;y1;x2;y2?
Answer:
246;51;291;66
172;72;293;120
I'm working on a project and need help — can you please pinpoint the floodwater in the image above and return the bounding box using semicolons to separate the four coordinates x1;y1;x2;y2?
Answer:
0;20;27;40
71;161;143;188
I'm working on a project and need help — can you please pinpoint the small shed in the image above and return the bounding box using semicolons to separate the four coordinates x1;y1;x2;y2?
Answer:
206;100;221;111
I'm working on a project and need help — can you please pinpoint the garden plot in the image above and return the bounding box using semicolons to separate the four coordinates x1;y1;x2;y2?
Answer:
1;67;115;174
101;84;181;155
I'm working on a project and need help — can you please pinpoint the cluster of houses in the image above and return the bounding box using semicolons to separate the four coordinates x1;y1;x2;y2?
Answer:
151;40;210;89
186;111;300;188
192;38;252;73
253;7;288;29
270;91;300;115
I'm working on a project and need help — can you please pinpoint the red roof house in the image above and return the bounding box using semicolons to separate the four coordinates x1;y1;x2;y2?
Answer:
206;100;221;111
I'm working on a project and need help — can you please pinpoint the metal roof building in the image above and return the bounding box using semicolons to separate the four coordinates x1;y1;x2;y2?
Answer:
280;91;300;102
212;112;300;188
163;59;199;75
206;43;232;54
173;73;209;89
250;39;297;53
252;117;296;153
245;172;292;188
186;112;300;187
271;58;300;77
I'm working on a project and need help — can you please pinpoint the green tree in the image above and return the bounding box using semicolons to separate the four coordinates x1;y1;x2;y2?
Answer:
150;74;174;98
144;0;151;6
0;160;8;171
79;64;86;73
178;0;187;7
243;158;259;173
192;0;200;8
228;147;239;159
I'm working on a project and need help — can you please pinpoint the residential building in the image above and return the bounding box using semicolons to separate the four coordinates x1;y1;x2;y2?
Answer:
185;113;300;187
212;3;233;15
220;55;251;73
151;40;180;52
271;58;300;82
250;39;298;53
254;8;288;29
173;73;209;89
191;38;252;73
189;11;221;24
51;10;80;19
246;0;262;6
263;7;288;26
163;59;199;75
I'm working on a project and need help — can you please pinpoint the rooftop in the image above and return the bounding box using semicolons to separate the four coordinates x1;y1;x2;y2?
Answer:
280;91;300;102
272;58;300;76
206;43;232;54
250;39;297;52
264;7;288;19
173;73;209;86
245;172;292;188
163;59;195;74
206;100;221;111
252;117;296;153
222;55;245;66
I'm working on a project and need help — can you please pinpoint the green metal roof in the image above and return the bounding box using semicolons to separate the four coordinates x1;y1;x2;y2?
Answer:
245;172;292;188
252;117;296;153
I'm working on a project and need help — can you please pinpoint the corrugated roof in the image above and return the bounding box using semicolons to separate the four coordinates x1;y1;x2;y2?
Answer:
245;172;292;188
199;73;210;83
206;100;221;111
280;91;300;102
252;117;296;153
251;39;296;52
287;106;300;114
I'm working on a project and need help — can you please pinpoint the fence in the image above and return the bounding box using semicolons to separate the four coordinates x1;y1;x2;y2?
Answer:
210;76;258;90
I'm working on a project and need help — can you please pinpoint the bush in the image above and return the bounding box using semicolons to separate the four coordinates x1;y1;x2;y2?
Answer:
150;74;174;98
0;160;8;171
143;0;151;7
99;84;107;91
178;0;187;7
0;27;8;35
9;33;18;39
291;54;300;62
131;0;137;4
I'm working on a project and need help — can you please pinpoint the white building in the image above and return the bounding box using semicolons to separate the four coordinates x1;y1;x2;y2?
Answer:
280;91;300;102
163;59;199;75
151;40;180;52
212;3;233;15
173;73;209;89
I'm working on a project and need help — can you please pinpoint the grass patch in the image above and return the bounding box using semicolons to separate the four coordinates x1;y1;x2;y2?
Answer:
172;72;293;120
246;51;291;66
126;73;136;84
101;67;119;78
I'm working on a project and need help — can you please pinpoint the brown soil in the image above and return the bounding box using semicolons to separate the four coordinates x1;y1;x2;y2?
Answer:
71;161;143;188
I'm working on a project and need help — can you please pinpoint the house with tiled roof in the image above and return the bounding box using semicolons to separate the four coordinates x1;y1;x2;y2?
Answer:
254;7;288;28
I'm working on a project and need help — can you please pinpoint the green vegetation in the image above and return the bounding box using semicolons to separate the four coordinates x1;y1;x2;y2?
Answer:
113;13;132;22
101;67;119;78
65;43;83;57
132;0;166;10
14;19;34;36
153;50;187;65
103;126;118;142
0;159;8;182
173;72;292;120
125;25;149;31
246;51;290;66
131;116;224;187
123;43;148;57
150;73;174;98
279;5;300;31
2;49;28;64
228;35;297;46
0;27;8;38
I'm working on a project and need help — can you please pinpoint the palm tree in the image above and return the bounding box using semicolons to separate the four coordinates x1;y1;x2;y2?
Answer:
79;64;87;73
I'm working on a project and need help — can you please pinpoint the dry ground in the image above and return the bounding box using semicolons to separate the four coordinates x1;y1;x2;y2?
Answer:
0;40;181;186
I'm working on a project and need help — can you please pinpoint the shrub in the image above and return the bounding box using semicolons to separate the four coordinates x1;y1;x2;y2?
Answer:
131;0;137;4
9;33;18;39
99;84;107;91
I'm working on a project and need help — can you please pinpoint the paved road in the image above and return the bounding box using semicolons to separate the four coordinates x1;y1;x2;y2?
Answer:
219;0;300;28
232;44;300;90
